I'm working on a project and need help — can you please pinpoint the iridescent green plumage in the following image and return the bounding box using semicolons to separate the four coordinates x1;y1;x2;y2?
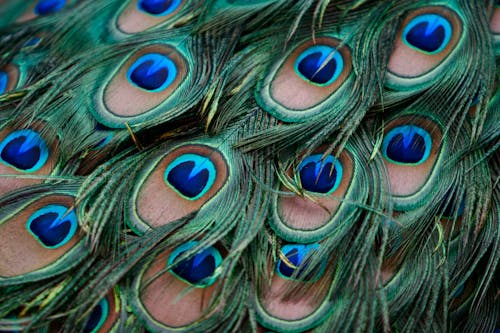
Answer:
0;0;498;332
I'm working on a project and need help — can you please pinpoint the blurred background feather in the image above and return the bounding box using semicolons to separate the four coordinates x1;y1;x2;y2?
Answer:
0;0;498;332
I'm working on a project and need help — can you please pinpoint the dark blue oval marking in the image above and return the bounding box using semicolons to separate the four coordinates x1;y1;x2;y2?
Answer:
403;14;452;54
295;45;344;85
23;37;42;48
83;298;109;333
0;71;8;94
168;241;222;287
34;0;66;16
382;125;432;165
137;0;182;16
164;153;216;200
26;204;78;249
0;129;49;172
298;154;343;194
127;53;177;92
277;243;325;282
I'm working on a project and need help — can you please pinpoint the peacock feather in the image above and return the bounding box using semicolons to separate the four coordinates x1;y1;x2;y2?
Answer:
0;0;498;332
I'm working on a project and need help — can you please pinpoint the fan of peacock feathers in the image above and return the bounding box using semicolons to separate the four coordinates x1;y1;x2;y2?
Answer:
0;0;498;332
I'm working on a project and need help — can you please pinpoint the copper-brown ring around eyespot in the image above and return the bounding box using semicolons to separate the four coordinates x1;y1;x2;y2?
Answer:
388;6;462;79
103;44;187;118
134;145;228;229
270;37;352;110
116;0;186;34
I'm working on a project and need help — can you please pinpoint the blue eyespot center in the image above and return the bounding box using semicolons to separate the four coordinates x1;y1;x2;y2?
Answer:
0;129;49;172
0;71;8;94
127;53;177;92
138;0;182;16
26;204;78;249
382;125;432;165
168;241;222;287
277;244;325;282
403;14;452;54
34;0;66;15
295;45;344;85
298;154;343;194
84;298;109;333
165;153;217;200
23;37;42;48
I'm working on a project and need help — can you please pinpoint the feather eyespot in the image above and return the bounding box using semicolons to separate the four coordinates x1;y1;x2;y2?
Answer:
83;290;121;333
271;148;357;242
255;246;335;330
387;6;462;90
138;0;182;16
381;116;444;207
257;37;352;121
0;194;84;280
295;45;344;86
116;0;185;34
0;126;59;195
277;244;325;282
26;204;78;249
83;298;109;333
164;153;217;200
131;144;228;231
132;243;226;328
127;53;178;92
34;0;66;15
298;154;343;194
382;125;432;165
98;45;187;127
0;65;20;94
168;241;222;287
403;14;452;54
0;129;49;172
